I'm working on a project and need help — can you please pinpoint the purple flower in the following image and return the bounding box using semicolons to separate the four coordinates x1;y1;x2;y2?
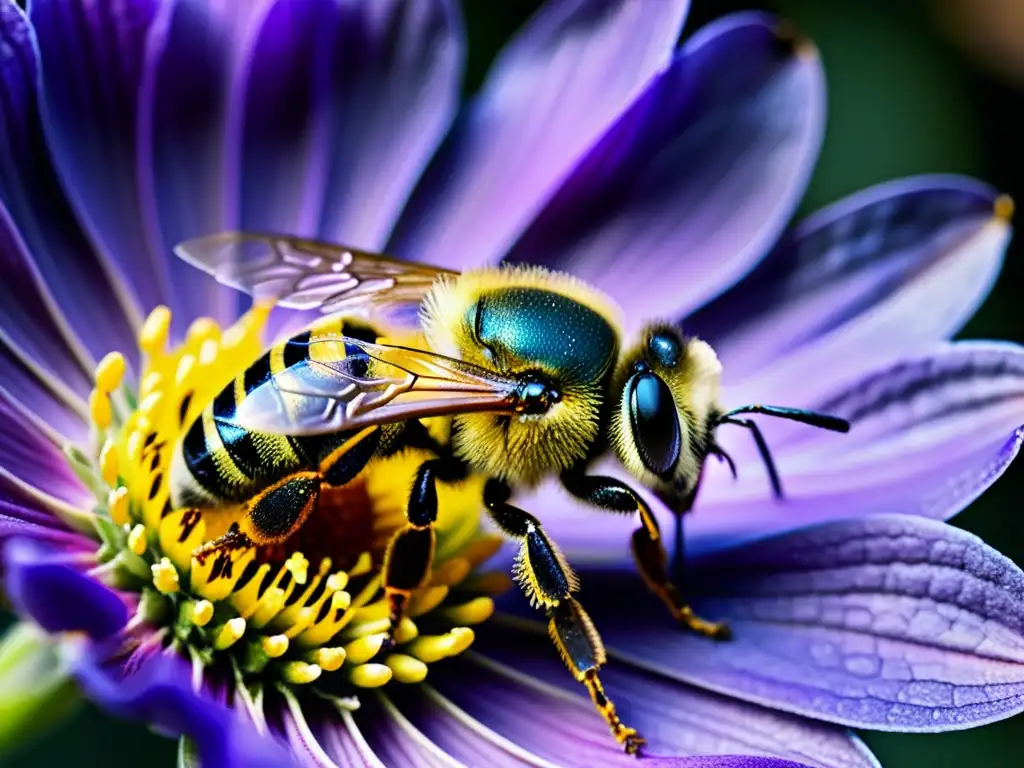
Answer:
1;1;1023;766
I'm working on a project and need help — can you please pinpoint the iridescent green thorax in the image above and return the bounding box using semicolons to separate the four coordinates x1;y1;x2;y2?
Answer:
470;287;618;382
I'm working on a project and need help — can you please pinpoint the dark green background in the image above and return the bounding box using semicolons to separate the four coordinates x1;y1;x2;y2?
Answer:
3;0;1022;764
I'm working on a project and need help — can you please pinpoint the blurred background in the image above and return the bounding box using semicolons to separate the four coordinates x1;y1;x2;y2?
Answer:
2;0;1022;764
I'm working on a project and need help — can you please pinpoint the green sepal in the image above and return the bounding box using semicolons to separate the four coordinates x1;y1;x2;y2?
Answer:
0;622;82;758
94;515;126;563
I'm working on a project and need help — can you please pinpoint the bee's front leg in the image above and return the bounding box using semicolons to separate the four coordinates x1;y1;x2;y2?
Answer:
561;471;730;640
484;479;646;756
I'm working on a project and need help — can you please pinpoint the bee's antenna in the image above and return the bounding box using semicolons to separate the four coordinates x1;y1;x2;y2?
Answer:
717;416;783;498
719;404;850;433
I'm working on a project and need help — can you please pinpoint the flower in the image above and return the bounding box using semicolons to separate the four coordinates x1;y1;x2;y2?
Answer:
1;1;1023;767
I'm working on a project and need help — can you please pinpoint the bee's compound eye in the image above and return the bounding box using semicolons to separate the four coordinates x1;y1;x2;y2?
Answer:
647;331;682;367
628;372;681;477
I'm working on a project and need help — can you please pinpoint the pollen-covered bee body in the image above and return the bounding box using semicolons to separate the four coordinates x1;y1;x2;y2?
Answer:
422;266;623;485
169;315;391;511
171;232;851;755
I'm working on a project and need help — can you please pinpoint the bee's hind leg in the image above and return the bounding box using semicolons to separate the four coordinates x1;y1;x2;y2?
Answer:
561;471;730;640
484;479;646;755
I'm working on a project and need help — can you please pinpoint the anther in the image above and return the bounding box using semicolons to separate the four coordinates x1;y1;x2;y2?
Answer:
325;572;349;592
140;306;172;355
108;486;130;526
349;663;392;688
385;654;428;684
407;633;459;663
285;553;309;585
308;647;346;672
996;194;1015;223
128;525;148;556
99;441;119;487
189;600;214;627
345;633;388;665
282;661;321;685
186;317;221;347
95;352;126;393
441;597;494;625
449;627;475;655
89;389;113;430
262;634;290;658
151;557;180;594
213;617;247;650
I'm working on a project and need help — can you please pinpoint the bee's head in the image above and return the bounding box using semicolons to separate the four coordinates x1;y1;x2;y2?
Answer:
610;325;723;499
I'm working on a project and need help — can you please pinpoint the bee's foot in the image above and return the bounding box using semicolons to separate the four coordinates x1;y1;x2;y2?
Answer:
676;607;731;640
618;727;647;756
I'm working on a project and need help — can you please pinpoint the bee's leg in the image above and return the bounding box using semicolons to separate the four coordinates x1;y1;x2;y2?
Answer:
560;471;730;640
193;472;321;561
381;454;466;648
484;479;645;755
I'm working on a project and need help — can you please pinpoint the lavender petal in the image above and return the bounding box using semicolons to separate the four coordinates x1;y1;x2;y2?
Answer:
505;13;825;330
584;515;1024;731
3;537;125;640
694;341;1024;552
75;647;292;768
690;177;1011;404
388;0;689;269
0;0;138;362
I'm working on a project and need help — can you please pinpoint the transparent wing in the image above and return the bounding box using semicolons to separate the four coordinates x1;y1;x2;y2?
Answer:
174;232;455;327
232;335;522;435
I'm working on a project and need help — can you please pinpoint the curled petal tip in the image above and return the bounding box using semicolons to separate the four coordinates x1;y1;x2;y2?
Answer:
774;20;818;60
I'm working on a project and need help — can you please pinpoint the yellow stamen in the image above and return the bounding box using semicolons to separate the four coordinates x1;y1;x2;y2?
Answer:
186;317;221;347
108;486;130;526
151;558;180;594
189;600;214;627
282;661;321;685
409;586;449;617
448;627;475;655
996;194;1015;222
407;632;461;663
98;440;119;487
430;557;471;586
213;618;246;650
128;525;148;556
285;552;309;586
89;389;112;430
308;647;346;672
95;352;126;393
442;597;494;625
140;306;172;355
349;663;392;688
344;633;387;665
325;572;348;592
349;551;373;577
262;634;289;659
385;654;428;684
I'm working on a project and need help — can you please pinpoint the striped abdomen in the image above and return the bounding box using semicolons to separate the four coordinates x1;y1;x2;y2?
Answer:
170;318;375;508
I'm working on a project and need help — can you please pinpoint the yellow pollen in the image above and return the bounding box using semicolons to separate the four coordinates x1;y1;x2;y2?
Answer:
108;486;131;526
140;306;172;354
442;597;495;625
138;391;165;420
409;586;450;617
349;663;392;688
386;654;428;684
282;661;322;685
152;558;180;594
345;633;387;665
331;591;352;612
190;600;214;627
262;634;290;658
140;372;163;399
186;317;221;346
128;525;148;556
407;633;457;663
308;647;346;672
285;552;309;585
325;572;349;592
213;618;247;650
430;557;471;586
448;627;475;655
95;352;126;393
996;194;1015;222
89;389;112;430
99;440;119;487
174;354;196;389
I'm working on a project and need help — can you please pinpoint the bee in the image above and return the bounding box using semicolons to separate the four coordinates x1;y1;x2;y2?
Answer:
169;233;850;754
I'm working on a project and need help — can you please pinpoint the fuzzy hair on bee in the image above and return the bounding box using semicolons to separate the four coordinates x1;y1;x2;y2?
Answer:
421;265;624;486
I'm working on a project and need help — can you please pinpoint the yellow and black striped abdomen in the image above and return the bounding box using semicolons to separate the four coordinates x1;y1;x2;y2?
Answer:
171;317;375;508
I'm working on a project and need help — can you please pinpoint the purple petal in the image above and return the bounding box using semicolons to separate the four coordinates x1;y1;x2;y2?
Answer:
693;341;1024;552
137;0;260;325
505;13;825;330
0;0;138;362
584;515;1024;731
75;648;292;768
29;0;173;317
0;388;93;509
388;0;690;269
4;537;126;640
469;622;879;768
693;177;1011;405
1;502;92;550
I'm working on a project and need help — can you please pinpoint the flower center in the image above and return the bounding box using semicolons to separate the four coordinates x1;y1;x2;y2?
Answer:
76;306;508;693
